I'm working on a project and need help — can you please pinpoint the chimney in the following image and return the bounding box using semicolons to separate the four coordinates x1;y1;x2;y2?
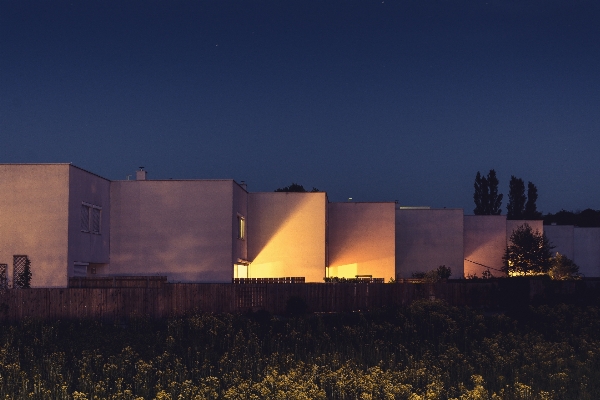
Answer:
240;180;247;190
136;167;147;181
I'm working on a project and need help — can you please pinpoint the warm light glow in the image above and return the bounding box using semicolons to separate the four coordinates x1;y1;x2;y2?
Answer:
249;195;325;282
234;264;248;279
327;264;358;279
237;216;245;240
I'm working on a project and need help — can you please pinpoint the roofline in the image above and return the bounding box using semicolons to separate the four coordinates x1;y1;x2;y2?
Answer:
69;164;111;182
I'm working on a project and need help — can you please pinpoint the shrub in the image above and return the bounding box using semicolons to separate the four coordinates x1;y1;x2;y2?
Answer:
549;252;580;280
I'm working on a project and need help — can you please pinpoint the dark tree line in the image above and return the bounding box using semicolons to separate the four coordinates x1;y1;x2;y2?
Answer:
473;170;541;219
275;183;320;192
544;208;600;227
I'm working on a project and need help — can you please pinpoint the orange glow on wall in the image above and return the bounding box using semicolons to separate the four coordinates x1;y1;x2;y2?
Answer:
327;202;395;280
248;193;326;282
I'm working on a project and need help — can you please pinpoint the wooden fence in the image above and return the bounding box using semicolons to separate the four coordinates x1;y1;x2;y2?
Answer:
1;279;599;322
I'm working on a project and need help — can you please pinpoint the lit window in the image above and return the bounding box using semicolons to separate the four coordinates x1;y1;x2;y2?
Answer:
237;215;245;240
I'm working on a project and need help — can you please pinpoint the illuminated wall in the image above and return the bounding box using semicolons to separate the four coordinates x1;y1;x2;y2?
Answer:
110;179;245;282
0;164;70;287
463;215;507;277
247;192;326;282
395;208;464;279
327;202;395;280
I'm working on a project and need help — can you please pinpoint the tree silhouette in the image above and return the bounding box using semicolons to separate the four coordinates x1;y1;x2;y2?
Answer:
506;176;526;219
524;182;542;219
507;177;541;220
275;183;319;192
473;170;503;215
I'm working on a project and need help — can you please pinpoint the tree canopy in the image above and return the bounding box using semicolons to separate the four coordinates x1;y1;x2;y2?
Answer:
473;170;503;215
544;209;600;227
502;223;554;276
549;252;580;280
275;183;320;192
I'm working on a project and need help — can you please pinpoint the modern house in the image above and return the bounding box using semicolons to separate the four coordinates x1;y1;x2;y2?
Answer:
1;163;598;288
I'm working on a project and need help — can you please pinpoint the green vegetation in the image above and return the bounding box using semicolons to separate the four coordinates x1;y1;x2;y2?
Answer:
1;301;600;399
503;224;554;277
412;266;452;282
549;253;581;281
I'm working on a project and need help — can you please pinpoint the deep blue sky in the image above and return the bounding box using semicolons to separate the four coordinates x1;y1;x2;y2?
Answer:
1;0;599;213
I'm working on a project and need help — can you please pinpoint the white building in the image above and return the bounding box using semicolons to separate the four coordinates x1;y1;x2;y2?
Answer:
1;163;598;287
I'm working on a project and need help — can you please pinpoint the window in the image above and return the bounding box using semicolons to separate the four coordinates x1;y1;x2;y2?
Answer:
91;207;101;234
81;202;102;234
81;204;90;231
237;215;245;240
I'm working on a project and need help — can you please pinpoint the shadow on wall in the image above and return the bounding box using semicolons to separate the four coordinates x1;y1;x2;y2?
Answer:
248;193;325;281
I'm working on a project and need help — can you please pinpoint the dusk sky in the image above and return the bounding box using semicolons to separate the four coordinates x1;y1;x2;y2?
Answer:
1;0;599;214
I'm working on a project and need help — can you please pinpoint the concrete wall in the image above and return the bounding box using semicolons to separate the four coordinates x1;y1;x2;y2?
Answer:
327;202;395;280
544;225;600;277
110;180;237;282
463;215;506;277
544;225;575;259
574;228;600;277
0;164;70;287
248;192;326;282
67;165;111;276
395;208;464;279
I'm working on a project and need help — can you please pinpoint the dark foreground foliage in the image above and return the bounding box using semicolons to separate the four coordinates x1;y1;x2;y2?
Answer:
1;301;600;399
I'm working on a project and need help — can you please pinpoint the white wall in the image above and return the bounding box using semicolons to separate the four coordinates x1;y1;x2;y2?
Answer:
67;165;111;276
110;179;237;282
463;215;506;277
327;202;395;280
395;208;464;279
248;192;326;282
0;164;70;287
544;225;600;277
544;225;575;259
574;228;600;277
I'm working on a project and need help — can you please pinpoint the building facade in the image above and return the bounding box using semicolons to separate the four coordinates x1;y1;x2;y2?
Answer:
1;164;597;287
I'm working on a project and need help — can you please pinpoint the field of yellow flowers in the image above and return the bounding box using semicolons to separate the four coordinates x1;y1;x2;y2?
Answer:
1;300;599;399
